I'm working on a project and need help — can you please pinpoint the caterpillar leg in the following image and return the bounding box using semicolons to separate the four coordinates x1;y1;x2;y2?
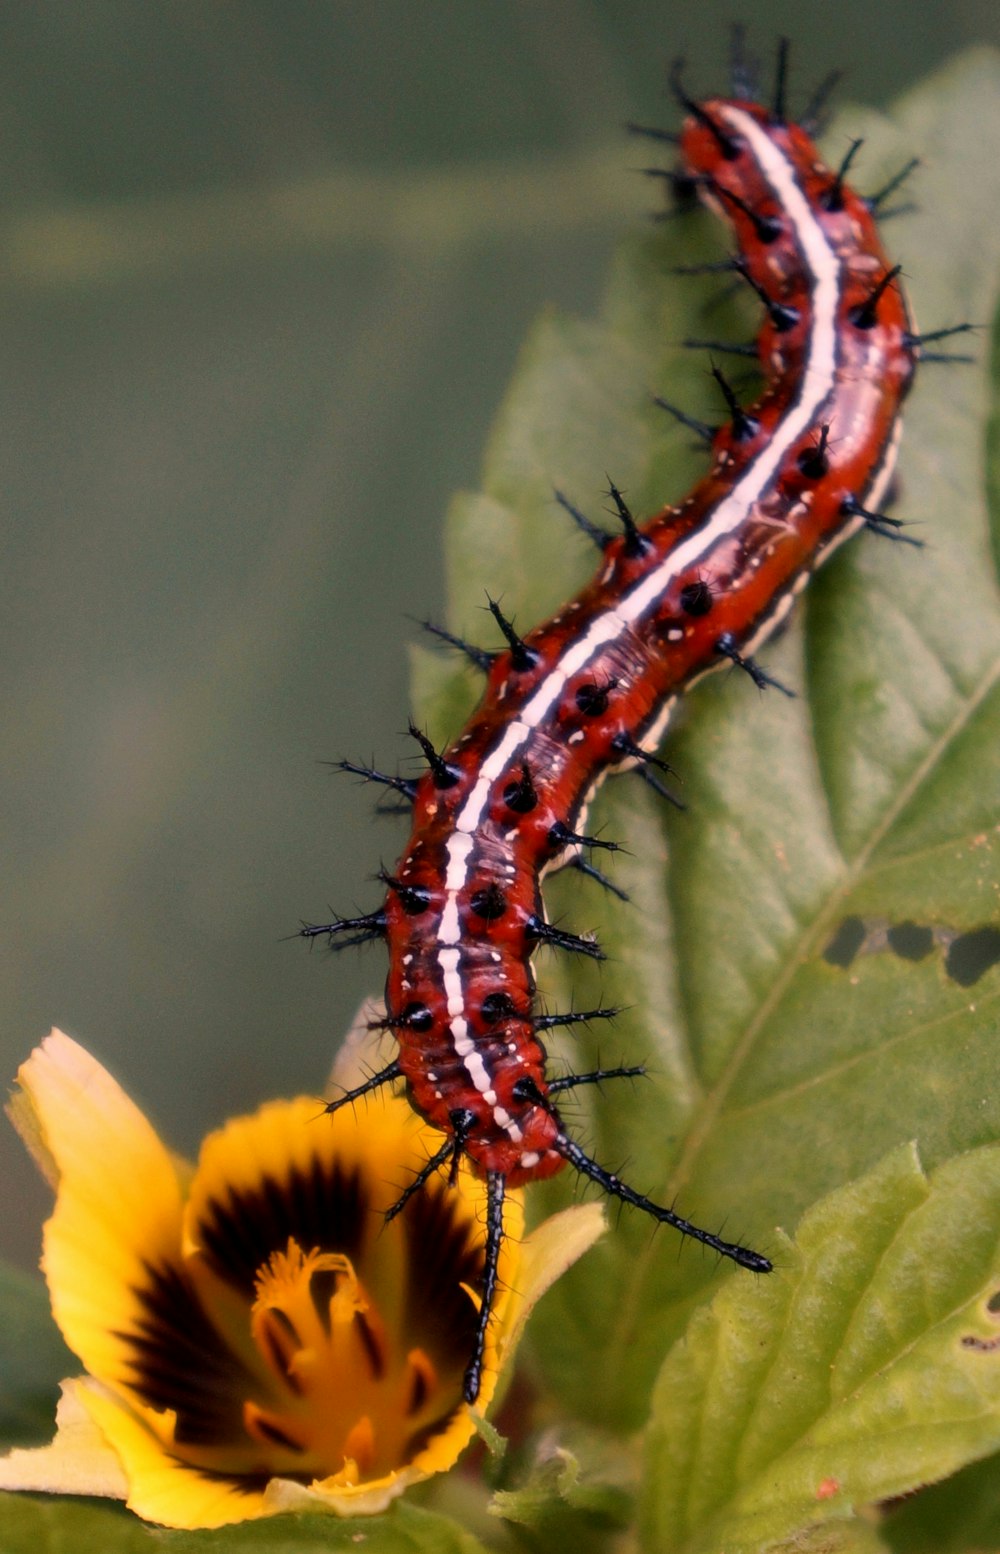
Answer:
324;1059;402;1115
548;1064;646;1095
463;1170;506;1404
556;1133;772;1274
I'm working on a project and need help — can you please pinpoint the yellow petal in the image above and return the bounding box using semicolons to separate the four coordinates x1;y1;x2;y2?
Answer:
11;1031;185;1396
406;1388;481;1478
263;1463;426;1518
182;1095;522;1465
6;1087;58;1191
0;1380;128;1500
6;1030;579;1527
80;1385;270;1530
499;1202;607;1370
324;998;395;1097
180;1091;417;1371
181;1089;509;1387
183;1090;424;1252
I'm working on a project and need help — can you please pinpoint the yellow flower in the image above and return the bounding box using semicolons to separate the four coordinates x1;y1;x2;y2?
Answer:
1;1028;604;1529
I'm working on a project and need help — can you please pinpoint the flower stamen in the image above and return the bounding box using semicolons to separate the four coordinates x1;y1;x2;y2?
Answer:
246;1238;441;1481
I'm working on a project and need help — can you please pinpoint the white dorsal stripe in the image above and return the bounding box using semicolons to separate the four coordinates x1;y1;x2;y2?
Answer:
451;106;842;816
614;105;841;624
435;105;843;1147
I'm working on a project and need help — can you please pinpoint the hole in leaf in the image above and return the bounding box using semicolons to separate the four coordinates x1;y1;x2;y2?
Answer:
961;1333;1000;1352
824;917;1000;988
945;927;1000;988
886;921;934;961
823;917;866;967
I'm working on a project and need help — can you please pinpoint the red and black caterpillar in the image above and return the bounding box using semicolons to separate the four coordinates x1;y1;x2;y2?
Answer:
302;43;957;1402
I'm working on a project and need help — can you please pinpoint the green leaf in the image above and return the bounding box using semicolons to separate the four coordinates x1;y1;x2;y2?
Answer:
490;1435;631;1540
640;1144;1000;1554
882;1445;1000;1552
0;1496;490;1554
0;1264;74;1448
416;40;1000;1463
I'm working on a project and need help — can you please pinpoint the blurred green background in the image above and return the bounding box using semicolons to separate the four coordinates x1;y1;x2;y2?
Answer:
4;0;999;1271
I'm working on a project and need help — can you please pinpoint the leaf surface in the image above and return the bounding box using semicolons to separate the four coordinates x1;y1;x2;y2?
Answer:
0;1494;489;1554
641;1145;1000;1554
0;1266;73;1449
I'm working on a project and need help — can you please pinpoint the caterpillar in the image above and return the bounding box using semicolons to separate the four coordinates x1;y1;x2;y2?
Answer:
302;40;959;1404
